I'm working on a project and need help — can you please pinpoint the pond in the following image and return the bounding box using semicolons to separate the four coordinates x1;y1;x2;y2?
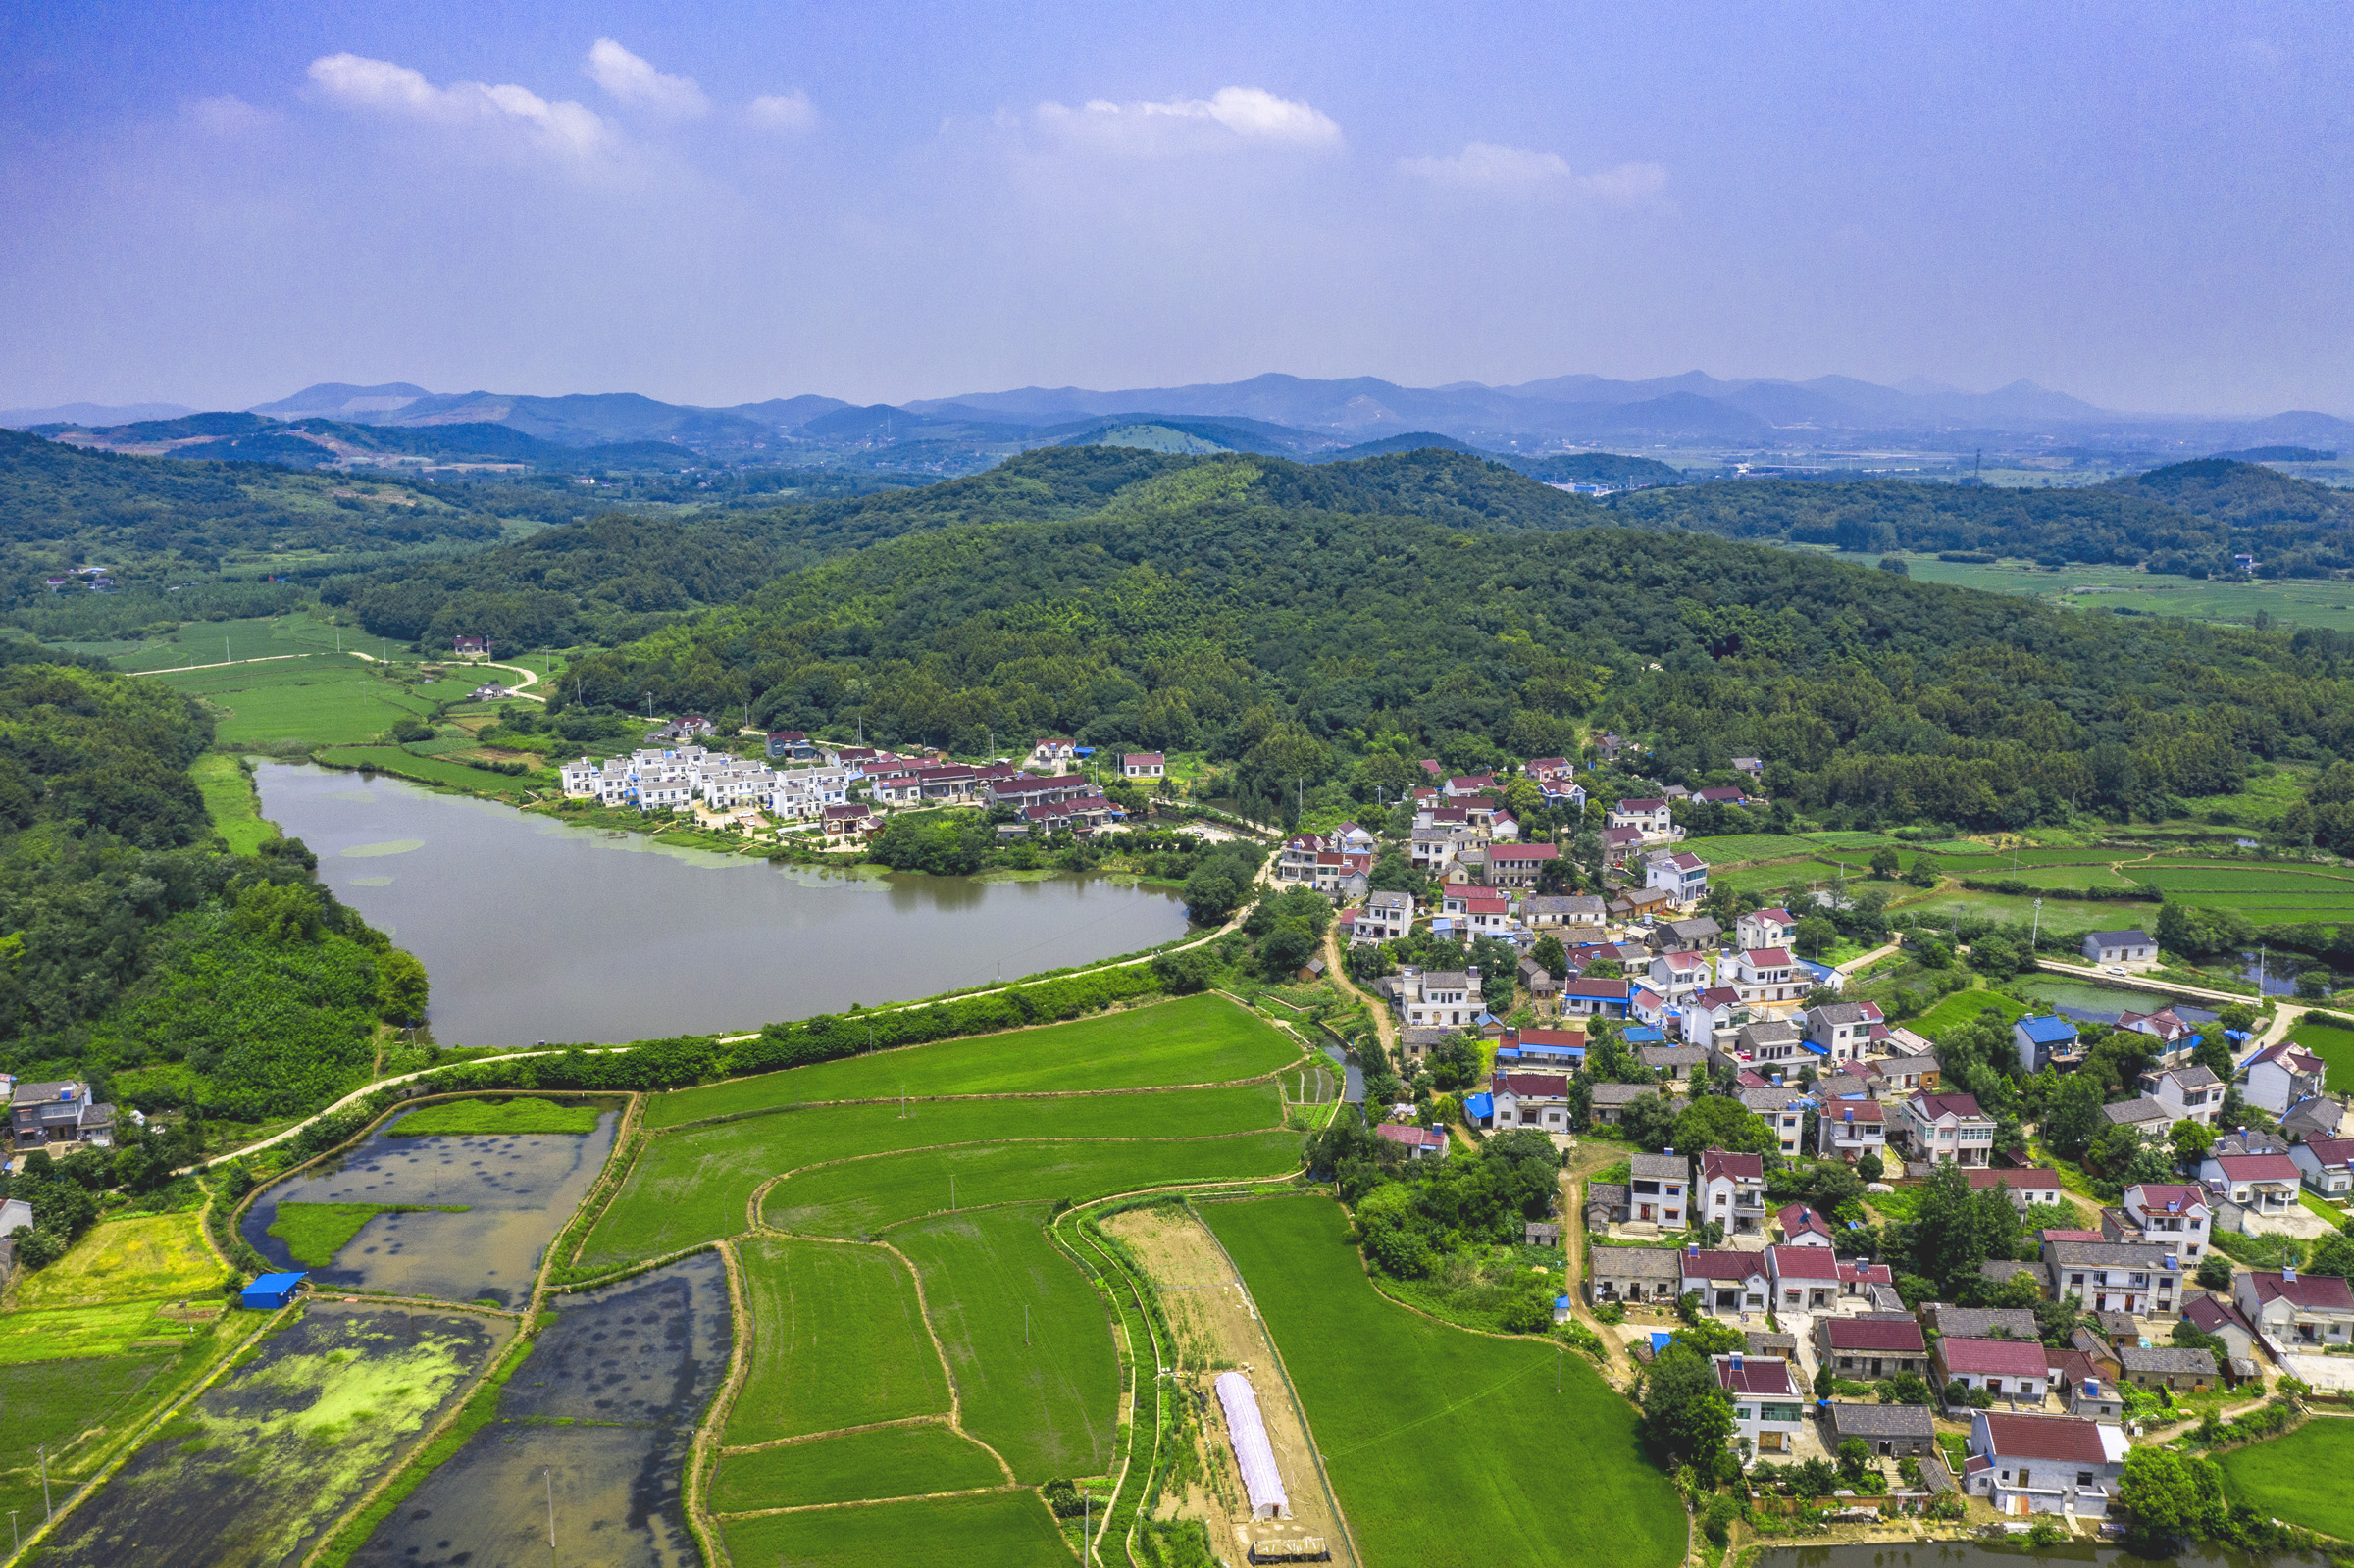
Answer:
2015;979;2218;1028
241;1110;619;1306
1755;1540;2314;1568
254;762;1193;1046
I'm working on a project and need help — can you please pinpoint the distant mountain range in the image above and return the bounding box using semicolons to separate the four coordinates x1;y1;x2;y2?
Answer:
9;371;2352;473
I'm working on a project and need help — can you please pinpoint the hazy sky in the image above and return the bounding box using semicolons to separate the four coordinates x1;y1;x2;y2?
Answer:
3;2;2347;414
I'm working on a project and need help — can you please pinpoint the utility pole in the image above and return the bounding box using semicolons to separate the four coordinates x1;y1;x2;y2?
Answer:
545;1465;556;1560
2031;897;2044;948
1025;1303;1031;1345
40;1445;50;1520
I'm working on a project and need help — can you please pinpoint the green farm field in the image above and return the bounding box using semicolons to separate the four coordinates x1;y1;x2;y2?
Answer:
1202;1193;1686;1568
1674;833;1824;865
0;1354;175;1524
190;753;272;852
720;1489;1068;1568
2287;1023;2354;1093
726;1238;948;1445
147;656;434;748
583;1085;1282;1264
0;1301;210;1364
712;1424;1006;1513
388;1097;603;1136
645;992;1303;1128
2218;1418;2354;1539
11;1214;229;1309
314;745;542;798
1898;555;2354;633
761;1131;1304;1238
83;612;351;672
894;1206;1118;1485
1908;987;2029;1038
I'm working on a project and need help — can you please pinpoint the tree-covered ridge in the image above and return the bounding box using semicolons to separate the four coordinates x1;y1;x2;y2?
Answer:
561;499;2353;829
0;648;423;1122
1604;459;2354;578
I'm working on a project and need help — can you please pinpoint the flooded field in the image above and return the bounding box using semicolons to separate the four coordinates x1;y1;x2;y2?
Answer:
2017;977;2219;1027
348;1252;731;1568
42;1303;502;1568
240;1110;618;1306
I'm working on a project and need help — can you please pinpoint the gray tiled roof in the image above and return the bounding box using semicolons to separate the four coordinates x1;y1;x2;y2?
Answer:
2120;1345;2217;1374
1825;1402;1936;1439
1629;1152;1689;1181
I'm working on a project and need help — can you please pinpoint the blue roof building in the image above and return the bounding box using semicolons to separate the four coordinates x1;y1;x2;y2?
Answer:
241;1271;308;1310
2012;1014;2082;1074
1623;1026;1666;1045
1463;1091;1495;1128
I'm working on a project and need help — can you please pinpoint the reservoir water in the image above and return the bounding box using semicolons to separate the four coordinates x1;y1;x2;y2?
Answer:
1755;1540;2312;1568
254;762;1193;1046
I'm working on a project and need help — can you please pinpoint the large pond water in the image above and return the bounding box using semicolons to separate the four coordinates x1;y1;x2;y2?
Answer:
2016;978;2219;1028
254;761;1193;1046
1756;1540;2313;1568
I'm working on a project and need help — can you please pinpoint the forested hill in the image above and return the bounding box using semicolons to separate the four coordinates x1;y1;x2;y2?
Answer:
1605;459;2354;578
564;500;2354;830
324;446;1601;648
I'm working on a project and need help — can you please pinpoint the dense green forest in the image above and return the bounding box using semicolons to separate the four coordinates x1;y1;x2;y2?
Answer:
1607;459;2354;578
556;481;2354;831
0;647;423;1124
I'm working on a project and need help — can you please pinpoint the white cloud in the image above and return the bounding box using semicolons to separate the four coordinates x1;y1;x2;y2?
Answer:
1399;142;1667;204
1033;86;1342;156
185;95;279;137
307;52;610;158
585;38;709;118
745;91;818;133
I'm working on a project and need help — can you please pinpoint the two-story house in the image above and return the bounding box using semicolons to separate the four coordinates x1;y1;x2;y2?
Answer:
1805;1000;1886;1065
1902;1091;1997;1167
2012;1015;2082;1074
2142;1066;2224;1128
9;1080;115;1147
1817;1316;1929;1380
1646;948;1714;1003
1644;850;1710;908
1736;907;1797;951
1742;1086;1810;1159
1964;1412;2127;1518
1558;976;1632;1020
2234;1266;2354;1350
1486;1073;1572;1133
1730;1017;1806;1068
1485;842;1559;889
1817;1098;1887;1163
1683;986;1748;1047
2046;1239;2181;1316
1628;1151;1691;1230
1716;1354;1805;1462
1394;968;1483;1030
1967;1167;2065;1213
2119;1184;2210;1262
1352;889;1413;946
1726;947;1804;1010
1767;1246;1893;1312
2244;1041;2328;1117
2290;1135;2354;1202
1697;1149;1766;1237
1440;887;1514;937
1522;894;1607;937
1607;798;1679;842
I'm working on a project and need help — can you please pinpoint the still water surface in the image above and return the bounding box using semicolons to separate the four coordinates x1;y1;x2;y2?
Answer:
255;762;1193;1045
1756;1540;2311;1568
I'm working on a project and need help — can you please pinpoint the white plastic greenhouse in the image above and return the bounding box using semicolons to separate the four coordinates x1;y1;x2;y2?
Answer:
1215;1372;1291;1521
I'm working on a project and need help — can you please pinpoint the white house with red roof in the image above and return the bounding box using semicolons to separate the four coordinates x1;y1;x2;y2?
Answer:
1443;773;1496;798
1902;1091;1997;1167
1766;1245;1893;1311
1936;1337;2052;1400
1646;948;1714;1003
1440;886;1513;936
1737;908;1796;950
1715;1354;1804;1461
1966;1167;2064;1212
1373;1122;1448;1161
1607;798;1680;842
1963;1412;2127;1516
2122;1183;2212;1260
1559;976;1632;1020
1681;1247;1771;1312
2245;1040;2328;1116
2234;1267;2354;1350
1777;1203;1835;1247
1489;1073;1571;1133
1644;849;1710;908
1121;752;1164;778
1698;1149;1766;1237
1817;1097;1887;1162
2200;1151;2302;1215
2290;1135;2354;1201
1818;1316;1929;1380
1026;737;1079;772
1485;841;1558;888
1727;947;1804;1009
1683;986;1746;1044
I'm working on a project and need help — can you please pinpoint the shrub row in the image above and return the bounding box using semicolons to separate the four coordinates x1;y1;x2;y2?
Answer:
1958;877;2164;901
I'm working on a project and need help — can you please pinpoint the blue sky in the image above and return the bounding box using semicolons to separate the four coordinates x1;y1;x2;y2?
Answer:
2;1;2347;413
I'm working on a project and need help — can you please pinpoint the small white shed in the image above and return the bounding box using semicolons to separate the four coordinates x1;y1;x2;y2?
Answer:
1215;1372;1291;1521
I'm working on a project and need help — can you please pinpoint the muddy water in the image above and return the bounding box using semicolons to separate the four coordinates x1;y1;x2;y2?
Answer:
348;1252;731;1568
241;1111;618;1306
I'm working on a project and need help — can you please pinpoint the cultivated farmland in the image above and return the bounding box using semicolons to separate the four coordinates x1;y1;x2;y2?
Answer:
645;990;1303;1128
11;1213;229;1309
2288;1021;2354;1092
1202;1193;1685;1568
720;1488;1070;1568
2218;1418;2354;1540
727;1237;949;1444
387;1096;603;1136
713;1423;1008;1512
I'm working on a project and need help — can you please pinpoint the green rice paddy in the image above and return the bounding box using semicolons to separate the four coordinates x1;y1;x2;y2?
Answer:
712;1424;1005;1512
644;992;1302;1128
726;1238;948;1445
1202;1192;1686;1568
388;1097;602;1137
719;1489;1068;1568
2288;1022;2354;1093
2217;1417;2354;1540
0;1301;209;1365
893;1207;1119;1485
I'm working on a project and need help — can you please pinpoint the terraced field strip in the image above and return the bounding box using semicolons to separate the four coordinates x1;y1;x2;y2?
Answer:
718;1488;1071;1567
712;1424;1011;1514
582;1084;1283;1264
1200;1193;1685;1568
646;991;1304;1129
1051;1209;1165;1567
723;1237;951;1444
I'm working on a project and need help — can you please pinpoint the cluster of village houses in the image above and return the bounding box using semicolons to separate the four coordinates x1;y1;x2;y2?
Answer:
1302;760;2354;1512
557;726;1168;844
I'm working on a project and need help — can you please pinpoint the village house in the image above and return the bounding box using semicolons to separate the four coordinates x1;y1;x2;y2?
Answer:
1924;1303;2039;1341
2118;1345;2217;1394
1373;1122;1448;1161
1025;736;1079;772
1697;1149;1766;1237
1936;1337;2051;1401
1716;1355;1805;1461
1521;893;1607;936
1682;986;1748;1046
1410;823;1478;872
1725;947;1804;1010
1558;976;1632;1021
1515;958;1560;1015
1352;889;1413;945
1392;968;1483;1031
1485;842;1559;888
1439;886;1514;938
1817;1316;1930;1380
2046;1239;2181;1316
1016;795;1124;837
2012;1015;2082;1074
1644;850;1710;908
2099;1095;2173;1142
1902;1091;1998;1167
1963;1412;2127;1518
1607;797;1679;842
1805;1000;1885;1065
2141;1065;2224;1128
1493;1026;1585;1070
1736;907;1796;950
452;633;490;655
1682;1247;1772;1312
2199;1151;2301;1217
1778;1203;1835;1247
1654;916;1722;954
1646;948;1714;1003
2180;1292;2262;1366
988;775;1100;811
2281;1092;2348;1143
1588;1246;1681;1304
2244;1040;2328;1117
1767;1246;1896;1312
1967;1167;2065;1213
2235;1266;2354;1350
1728;1017;1807;1068
764;730;819;761
1825;1403;1937;1460
9;1080;114;1147
2119;1184;2211;1261
2080;929;2158;970
1817;1098;1887;1163
1747;1087;1809;1158
1487;1074;1572;1134
2290;1135;2354;1201
1589;1082;1686;1127
1627;1151;1691;1230
1872;1047;1942;1096
2117;1007;2199;1061
1121;752;1164;779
